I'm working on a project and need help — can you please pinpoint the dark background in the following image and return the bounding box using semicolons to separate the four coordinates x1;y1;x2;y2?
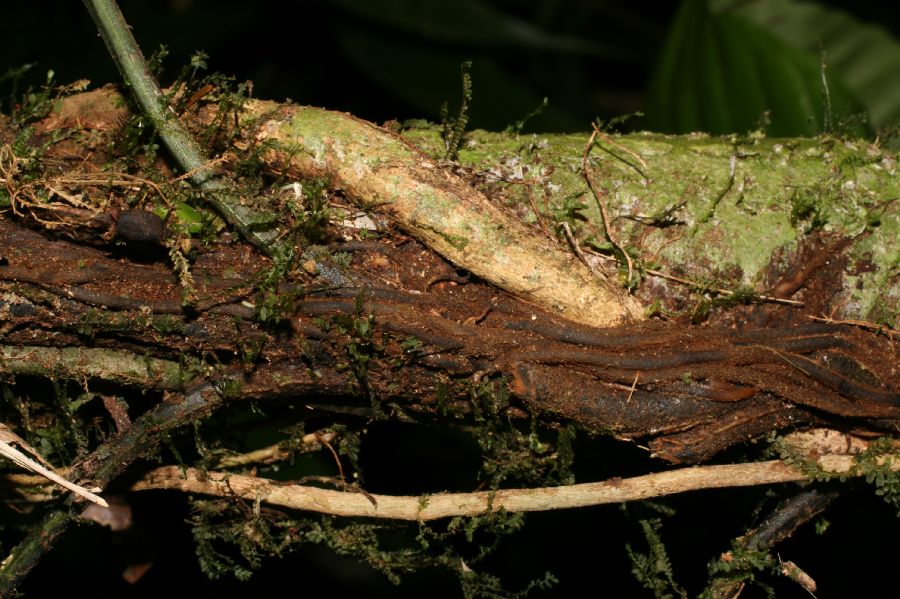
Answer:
5;0;900;134
3;1;900;597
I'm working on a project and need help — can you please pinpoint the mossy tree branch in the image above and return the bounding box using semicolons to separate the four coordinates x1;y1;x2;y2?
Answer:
704;488;839;598
0;346;185;390
0;32;895;590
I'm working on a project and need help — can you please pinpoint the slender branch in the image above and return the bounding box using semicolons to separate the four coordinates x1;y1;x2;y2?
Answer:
742;489;838;551
129;450;897;522
80;0;286;254
809;315;897;341
705;488;838;598
583;124;635;285
643;266;804;306
212;432;337;468
559;220;598;275
0;345;185;390
0;431;339;493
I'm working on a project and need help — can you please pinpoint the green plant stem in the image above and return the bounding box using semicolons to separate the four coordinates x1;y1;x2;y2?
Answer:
81;0;285;255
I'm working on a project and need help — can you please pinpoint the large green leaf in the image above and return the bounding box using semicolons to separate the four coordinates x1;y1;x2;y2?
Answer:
645;0;866;136
714;0;900;131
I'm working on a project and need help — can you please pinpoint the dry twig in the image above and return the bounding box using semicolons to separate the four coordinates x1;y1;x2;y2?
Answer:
809;315;896;342
559;221;598;276
126;430;896;522
0;425;107;507
585;248;804;306
582;125;635;285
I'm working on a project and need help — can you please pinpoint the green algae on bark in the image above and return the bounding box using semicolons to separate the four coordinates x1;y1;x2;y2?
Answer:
240;101;643;328
402;127;898;324
0;345;186;389
34;88;900;326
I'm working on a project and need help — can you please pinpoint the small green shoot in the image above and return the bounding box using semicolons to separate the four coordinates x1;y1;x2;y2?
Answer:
441;61;473;161
505;97;548;136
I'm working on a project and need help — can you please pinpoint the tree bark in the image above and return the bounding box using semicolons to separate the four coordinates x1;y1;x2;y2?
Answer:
3;86;896;457
0;86;897;590
1;212;897;463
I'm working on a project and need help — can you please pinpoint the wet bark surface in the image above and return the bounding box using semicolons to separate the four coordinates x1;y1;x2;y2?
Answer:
2;214;897;465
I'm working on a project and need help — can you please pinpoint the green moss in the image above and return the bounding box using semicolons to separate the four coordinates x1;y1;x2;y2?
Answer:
252;244;298;325
626;518;687;599
440;61;473;162
402;128;898;321
421;224;470;251
190;496;554;596
701;540;776;598
469;376;575;488
773;434;900;514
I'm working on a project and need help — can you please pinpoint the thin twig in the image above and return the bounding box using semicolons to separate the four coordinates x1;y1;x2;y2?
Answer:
128;443;898;522
646;266;804;306
592;126;649;172
586;248;803;306
212;432;337;468
626;371;640;403
170;155;228;184
559;221;597;276
0;434;107;507
315;432;345;483
524;184;550;236
582;125;635;285
808;315;896;341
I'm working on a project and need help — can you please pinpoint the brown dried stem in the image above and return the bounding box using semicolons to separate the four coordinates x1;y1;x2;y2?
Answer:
582;124;635;285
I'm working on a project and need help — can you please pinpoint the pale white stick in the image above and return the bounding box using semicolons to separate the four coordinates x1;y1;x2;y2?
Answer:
0;433;108;507
129;453;897;521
